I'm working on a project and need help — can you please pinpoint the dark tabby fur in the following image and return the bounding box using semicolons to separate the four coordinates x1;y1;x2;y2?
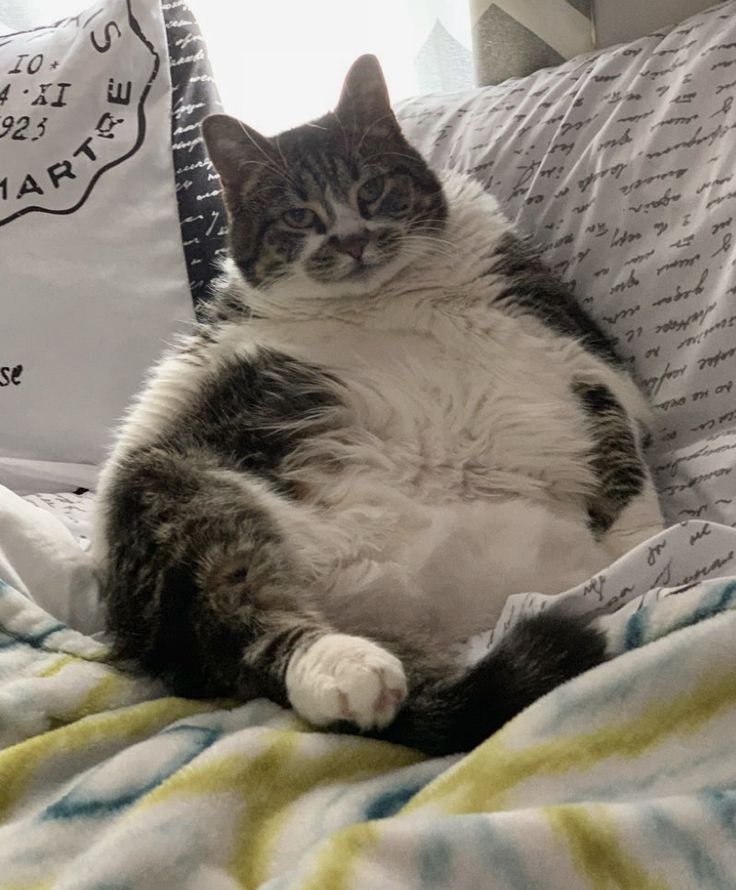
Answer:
95;56;642;757
573;382;646;536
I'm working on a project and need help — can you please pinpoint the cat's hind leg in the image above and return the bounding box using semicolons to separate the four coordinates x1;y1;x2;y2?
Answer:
100;444;408;730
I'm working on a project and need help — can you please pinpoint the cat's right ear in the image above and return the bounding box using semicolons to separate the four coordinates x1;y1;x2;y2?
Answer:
335;54;399;138
201;114;273;190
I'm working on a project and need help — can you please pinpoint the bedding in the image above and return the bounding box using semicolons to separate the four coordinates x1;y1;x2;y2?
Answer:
0;488;98;636
2;489;736;888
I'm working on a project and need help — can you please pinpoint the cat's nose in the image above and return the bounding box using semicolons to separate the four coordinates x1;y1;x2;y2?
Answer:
338;233;369;261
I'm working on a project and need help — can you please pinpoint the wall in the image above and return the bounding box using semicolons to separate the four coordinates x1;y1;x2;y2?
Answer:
0;0;81;29
594;0;720;47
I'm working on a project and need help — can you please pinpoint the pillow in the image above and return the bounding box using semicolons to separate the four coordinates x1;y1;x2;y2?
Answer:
0;0;224;495
162;0;226;303
398;0;736;527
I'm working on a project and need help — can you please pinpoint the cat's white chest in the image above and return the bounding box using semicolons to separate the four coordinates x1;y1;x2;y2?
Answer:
254;307;593;506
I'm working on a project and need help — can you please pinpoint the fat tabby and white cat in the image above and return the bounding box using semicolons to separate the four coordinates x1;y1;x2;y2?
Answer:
93;55;663;755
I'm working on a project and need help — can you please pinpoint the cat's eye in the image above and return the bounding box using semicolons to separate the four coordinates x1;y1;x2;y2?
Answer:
283;208;317;229
358;175;386;203
228;566;249;585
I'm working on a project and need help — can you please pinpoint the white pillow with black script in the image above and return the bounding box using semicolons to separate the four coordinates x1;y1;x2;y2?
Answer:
0;0;195;494
399;0;736;527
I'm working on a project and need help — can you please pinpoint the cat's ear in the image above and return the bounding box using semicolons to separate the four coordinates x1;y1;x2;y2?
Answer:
201;114;274;190
335;54;400;136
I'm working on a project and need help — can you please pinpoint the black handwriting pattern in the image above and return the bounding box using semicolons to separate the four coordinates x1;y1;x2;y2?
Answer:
399;0;736;528
162;1;226;307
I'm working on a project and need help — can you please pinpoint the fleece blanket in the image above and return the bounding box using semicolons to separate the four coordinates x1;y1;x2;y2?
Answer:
2;486;736;889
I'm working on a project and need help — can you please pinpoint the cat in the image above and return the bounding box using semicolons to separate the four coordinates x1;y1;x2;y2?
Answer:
92;54;664;756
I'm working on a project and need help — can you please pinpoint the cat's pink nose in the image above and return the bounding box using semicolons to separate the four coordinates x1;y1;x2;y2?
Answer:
339;234;368;261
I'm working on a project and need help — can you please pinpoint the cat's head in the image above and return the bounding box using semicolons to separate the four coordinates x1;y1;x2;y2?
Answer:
202;55;446;307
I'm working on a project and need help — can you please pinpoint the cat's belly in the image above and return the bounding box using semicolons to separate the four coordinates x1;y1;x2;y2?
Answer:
312;494;610;644
243;314;626;641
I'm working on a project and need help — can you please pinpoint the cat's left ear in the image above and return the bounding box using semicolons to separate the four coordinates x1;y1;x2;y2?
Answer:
335;54;400;137
202;114;274;191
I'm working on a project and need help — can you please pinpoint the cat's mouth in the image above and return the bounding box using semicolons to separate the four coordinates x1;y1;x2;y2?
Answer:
340;250;400;281
306;244;402;286
342;259;373;279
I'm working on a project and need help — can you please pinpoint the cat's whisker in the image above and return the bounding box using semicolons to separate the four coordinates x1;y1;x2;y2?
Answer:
238;120;282;168
402;232;456;247
400;243;452;259
237;159;297;194
235;126;297;192
330;111;352;162
273;135;296;189
400;238;457;260
406;230;462;250
249;183;294;203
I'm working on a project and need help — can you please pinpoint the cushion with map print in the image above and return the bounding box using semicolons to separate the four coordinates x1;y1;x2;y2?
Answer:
398;0;736;528
0;0;225;495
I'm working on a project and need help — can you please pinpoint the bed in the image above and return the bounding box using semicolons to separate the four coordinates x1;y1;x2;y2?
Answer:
2;1;736;887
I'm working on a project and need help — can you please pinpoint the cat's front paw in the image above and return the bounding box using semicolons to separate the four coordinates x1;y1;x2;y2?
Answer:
286;634;407;731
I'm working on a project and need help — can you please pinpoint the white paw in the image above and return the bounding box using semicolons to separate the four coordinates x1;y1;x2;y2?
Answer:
286;634;408;731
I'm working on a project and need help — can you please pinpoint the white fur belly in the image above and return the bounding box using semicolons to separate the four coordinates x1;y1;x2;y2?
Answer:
311;494;610;643
234;312;622;642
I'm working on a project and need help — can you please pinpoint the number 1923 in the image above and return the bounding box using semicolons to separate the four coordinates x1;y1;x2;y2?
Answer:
0;115;48;141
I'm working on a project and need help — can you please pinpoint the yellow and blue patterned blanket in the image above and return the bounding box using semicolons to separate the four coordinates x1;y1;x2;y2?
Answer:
2;519;736;889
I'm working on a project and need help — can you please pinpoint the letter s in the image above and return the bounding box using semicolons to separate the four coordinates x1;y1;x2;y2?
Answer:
91;21;121;53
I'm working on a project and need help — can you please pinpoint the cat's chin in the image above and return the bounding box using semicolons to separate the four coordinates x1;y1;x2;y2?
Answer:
324;261;375;286
330;257;396;288
239;249;419;318
321;250;415;296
